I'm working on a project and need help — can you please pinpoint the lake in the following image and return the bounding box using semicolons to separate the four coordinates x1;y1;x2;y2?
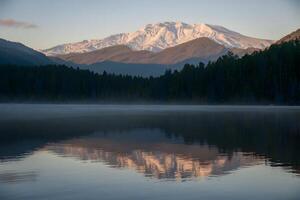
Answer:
0;104;300;200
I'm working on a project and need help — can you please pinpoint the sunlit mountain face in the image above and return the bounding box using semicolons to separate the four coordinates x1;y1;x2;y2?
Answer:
43;22;273;56
45;130;264;180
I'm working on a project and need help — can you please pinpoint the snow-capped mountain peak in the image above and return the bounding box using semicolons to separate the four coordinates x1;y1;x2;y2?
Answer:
43;22;274;56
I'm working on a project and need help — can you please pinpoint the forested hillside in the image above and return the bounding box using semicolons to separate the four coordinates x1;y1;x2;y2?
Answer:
0;40;299;104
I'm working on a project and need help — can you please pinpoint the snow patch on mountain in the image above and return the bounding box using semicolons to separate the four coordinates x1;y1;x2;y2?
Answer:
43;22;274;56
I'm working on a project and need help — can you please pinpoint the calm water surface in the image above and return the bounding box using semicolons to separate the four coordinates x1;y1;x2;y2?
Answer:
0;104;300;200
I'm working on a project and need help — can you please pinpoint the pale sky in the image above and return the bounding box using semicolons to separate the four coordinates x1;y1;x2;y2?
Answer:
0;0;299;50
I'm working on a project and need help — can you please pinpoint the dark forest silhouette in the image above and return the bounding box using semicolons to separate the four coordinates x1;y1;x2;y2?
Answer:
0;40;299;104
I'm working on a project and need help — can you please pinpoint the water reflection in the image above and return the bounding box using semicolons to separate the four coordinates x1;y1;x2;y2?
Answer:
0;105;300;181
45;130;263;180
0;171;37;184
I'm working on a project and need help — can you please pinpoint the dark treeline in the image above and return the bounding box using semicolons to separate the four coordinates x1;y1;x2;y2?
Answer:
0;40;299;104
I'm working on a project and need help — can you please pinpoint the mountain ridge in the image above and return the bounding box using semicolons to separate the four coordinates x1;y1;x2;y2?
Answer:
43;21;274;56
0;38;53;66
0;28;297;77
57;37;230;65
277;28;300;44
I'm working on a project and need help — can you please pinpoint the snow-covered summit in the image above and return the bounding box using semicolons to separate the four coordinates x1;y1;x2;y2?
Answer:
43;22;274;56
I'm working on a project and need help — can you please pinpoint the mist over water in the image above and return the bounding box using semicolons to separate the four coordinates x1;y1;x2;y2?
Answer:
0;104;300;200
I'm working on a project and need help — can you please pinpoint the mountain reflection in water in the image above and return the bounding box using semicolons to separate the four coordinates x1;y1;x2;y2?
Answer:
45;130;263;180
1;105;300;200
0;105;300;181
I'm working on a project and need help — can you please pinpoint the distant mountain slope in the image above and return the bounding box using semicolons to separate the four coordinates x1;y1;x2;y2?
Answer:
58;45;154;65
84;61;167;77
50;54;168;77
43;22;273;56
57;38;227;65
0;37;261;77
0;39;53;65
277;28;300;44
57;37;258;66
229;47;260;57
147;37;227;64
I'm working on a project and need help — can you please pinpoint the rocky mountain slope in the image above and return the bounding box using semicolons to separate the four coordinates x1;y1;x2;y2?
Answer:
57;37;229;65
277;28;300;44
43;22;273;56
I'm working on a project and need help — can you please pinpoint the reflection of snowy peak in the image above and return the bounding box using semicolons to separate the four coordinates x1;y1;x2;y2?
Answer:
48;143;262;180
43;22;273;56
46;129;263;180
